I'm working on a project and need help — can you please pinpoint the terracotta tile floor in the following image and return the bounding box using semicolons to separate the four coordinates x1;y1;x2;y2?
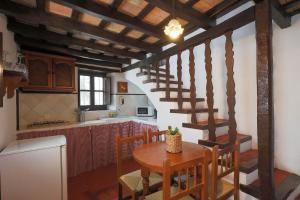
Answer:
68;159;139;200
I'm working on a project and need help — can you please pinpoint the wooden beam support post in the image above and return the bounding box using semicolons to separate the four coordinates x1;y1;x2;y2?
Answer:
255;0;275;199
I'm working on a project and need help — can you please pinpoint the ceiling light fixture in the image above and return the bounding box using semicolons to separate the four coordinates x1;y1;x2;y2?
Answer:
164;0;184;40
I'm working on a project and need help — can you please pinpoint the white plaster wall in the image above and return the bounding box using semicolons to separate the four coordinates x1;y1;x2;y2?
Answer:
108;73;150;117
273;15;300;175
0;14;18;149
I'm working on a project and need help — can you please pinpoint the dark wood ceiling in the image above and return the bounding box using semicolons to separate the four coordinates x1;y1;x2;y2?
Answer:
0;0;299;72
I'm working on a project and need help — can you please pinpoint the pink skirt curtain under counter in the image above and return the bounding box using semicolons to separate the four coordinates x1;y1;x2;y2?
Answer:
17;121;158;177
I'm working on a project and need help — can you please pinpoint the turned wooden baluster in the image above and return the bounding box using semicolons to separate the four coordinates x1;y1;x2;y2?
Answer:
177;51;183;110
225;31;237;144
146;65;151;80
165;57;170;99
155;61;160;89
205;39;216;141
189;47;197;124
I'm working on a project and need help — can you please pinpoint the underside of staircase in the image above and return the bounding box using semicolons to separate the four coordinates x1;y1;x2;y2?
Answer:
127;64;300;200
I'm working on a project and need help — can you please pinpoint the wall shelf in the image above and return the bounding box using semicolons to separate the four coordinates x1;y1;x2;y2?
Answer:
3;69;28;99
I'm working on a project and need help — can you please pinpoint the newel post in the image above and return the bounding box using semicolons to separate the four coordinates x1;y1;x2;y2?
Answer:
255;0;275;199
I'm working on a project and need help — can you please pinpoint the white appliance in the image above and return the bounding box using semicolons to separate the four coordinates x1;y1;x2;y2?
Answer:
136;106;154;117
0;135;67;200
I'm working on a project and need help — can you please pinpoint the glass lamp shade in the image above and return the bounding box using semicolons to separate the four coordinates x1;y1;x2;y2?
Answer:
164;19;184;39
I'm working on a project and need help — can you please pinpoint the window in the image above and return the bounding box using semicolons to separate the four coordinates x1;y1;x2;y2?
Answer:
78;70;111;110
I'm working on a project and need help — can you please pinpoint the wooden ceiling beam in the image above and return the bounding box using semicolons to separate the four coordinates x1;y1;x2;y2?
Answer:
271;0;291;28
145;0;215;29
75;57;122;68
0;0;159;53
206;0;251;18
76;64;121;73
123;7;255;71
14;35;126;65
36;0;46;11
283;0;300;10
76;57;121;68
7;20;144;60
53;0;172;42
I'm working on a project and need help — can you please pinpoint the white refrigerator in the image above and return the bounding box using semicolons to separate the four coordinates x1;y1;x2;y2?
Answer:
0;135;67;200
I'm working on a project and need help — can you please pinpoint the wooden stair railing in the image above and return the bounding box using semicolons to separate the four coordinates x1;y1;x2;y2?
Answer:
165;57;171;99
177;51;183;110
189;47;197;124
147;64;151;80
155;61;160;89
225;30;237;144
205;39;217;141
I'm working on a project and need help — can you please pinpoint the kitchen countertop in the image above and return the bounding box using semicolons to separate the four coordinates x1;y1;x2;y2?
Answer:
17;116;157;134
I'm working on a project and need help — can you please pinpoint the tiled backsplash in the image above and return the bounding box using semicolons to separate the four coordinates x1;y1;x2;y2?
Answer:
19;93;78;129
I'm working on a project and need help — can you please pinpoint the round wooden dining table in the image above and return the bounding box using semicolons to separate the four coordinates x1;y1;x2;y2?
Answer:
133;141;210;197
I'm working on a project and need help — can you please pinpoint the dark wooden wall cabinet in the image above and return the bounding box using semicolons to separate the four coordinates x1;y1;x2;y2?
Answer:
23;51;75;92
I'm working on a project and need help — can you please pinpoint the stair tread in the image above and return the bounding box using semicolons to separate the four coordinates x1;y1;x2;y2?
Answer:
240;168;300;199
160;98;205;102
136;71;174;78
151;88;190;92
140;67;166;72
170;108;218;113
143;79;182;84
197;133;252;148
239;149;258;174
182;119;229;130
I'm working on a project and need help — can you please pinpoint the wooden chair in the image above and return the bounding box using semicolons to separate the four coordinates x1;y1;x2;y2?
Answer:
145;151;210;200
210;140;240;200
115;133;162;200
148;129;167;143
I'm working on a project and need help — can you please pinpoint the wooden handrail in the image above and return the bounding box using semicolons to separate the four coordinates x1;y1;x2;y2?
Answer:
205;39;216;141
177;51;183;110
225;30;237;144
189;47;197;124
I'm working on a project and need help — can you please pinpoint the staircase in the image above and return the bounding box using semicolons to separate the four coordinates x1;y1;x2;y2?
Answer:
124;30;300;200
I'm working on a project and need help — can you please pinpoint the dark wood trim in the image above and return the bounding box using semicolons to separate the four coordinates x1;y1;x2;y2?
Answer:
0;0;159;53
122;7;255;72
15;35;126;65
7;20;144;60
255;1;275;199
53;0;171;42
146;0;215;29
0;32;3;107
76;64;121;73
75;57;122;68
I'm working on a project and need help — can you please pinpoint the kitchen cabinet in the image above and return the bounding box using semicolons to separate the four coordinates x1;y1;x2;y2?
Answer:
53;58;75;90
22;51;75;92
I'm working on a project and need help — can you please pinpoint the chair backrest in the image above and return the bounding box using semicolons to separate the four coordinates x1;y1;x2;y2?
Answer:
115;133;147;178
148;129;167;143
162;150;210;200
210;140;240;200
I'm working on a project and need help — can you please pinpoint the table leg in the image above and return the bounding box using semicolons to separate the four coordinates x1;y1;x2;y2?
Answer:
141;167;150;198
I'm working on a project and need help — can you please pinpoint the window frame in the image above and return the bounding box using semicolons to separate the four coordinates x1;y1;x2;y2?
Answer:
78;70;108;111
